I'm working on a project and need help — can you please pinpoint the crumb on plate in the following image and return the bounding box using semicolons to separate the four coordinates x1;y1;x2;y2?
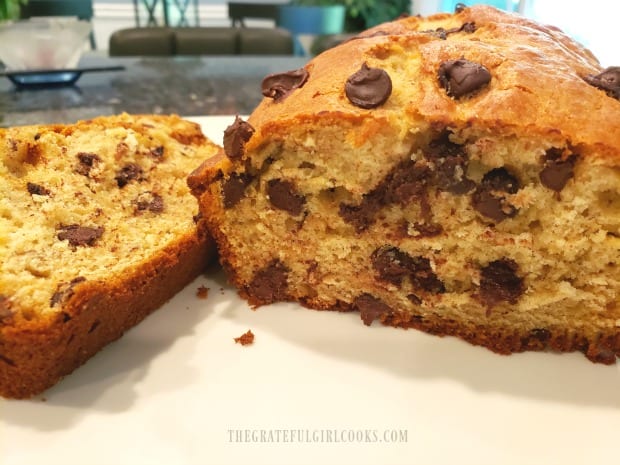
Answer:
234;329;255;346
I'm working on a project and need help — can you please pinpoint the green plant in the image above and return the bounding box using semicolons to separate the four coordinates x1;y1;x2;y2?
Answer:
290;0;346;5
345;0;410;30
0;0;27;21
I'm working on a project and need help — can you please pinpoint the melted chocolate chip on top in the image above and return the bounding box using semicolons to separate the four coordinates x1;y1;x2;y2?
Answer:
454;2;467;13
583;66;620;100
345;63;393;109
262;68;309;102
223;116;255;160
438;59;491;99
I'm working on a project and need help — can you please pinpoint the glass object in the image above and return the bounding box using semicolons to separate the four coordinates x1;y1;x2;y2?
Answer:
0;18;91;70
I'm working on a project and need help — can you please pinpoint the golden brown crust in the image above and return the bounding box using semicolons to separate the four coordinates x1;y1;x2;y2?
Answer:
247;5;619;161
0;114;219;398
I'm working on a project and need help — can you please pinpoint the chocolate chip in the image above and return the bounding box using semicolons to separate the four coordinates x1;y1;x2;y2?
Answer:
222;172;253;209
438;59;491;99
585;344;617;364
539;149;578;192
407;293;422;305
425;131;475;194
266;179;306;216
583;66;620;100
372;246;445;293
115;163;144;188
384;160;431;205
354;293;393;326
223;116;255;160
529;328;551;343
134;191;164;213
410;222;443;237
371;246;413;286
472;168;520;222
345;63;393;109
150;146;164;159
340;159;430;232
75;152;100;177
262;68;309;102
480;258;524;307
424;22;476;40
454;2;467;12
461;22;476;33
472;189;517;222
27;182;50;196
247;259;289;304
50;276;86;307
57;224;104;247
481;167;520;194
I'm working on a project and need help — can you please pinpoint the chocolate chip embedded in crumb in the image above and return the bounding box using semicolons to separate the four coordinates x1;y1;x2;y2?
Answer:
425;131;475;194
134;191;164;213
57;224;104;247
27;182;51;196
75;152;101;177
438;59;491;99
480;258;524;307
472;168;520;222
50;277;86;307
266;179;306;216
222;172;254;208
262;68;309;102
247;259;289;304
410;221;443;238
481;168;520;194
223;116;255;160
529;328;551;343
583;66;620;100
345;63;393;109
150;146;165;159
472;189;517;222
354;293;394;326
372;246;445;293
539;149;578;192
115;163;144;188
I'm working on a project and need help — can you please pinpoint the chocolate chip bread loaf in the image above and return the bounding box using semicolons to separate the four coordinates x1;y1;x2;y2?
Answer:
189;5;620;363
0;113;219;398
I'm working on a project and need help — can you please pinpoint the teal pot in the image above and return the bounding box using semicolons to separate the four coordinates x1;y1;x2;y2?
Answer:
278;4;346;35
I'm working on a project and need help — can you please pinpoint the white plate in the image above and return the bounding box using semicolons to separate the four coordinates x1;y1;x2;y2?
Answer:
2;116;619;465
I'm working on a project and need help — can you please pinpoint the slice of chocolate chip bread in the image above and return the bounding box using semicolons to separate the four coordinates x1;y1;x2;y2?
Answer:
0;113;220;398
189;5;620;363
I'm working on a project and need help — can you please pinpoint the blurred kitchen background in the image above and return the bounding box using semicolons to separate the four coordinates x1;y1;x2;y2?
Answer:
82;0;617;64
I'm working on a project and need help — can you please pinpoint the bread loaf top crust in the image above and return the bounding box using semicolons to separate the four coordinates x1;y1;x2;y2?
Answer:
247;5;619;162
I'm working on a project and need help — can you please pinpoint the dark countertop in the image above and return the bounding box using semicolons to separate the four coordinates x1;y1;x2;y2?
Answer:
0;54;308;127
